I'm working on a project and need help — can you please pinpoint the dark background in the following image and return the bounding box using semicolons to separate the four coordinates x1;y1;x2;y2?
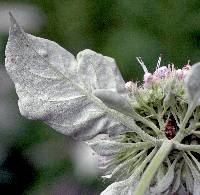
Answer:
1;0;200;194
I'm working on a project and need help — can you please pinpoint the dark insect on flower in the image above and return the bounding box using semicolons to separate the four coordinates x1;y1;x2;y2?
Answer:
165;116;177;139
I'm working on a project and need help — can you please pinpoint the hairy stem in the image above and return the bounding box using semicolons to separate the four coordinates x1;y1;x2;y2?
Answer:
173;102;196;142
131;109;162;136
134;140;173;195
181;102;196;131
174;142;200;154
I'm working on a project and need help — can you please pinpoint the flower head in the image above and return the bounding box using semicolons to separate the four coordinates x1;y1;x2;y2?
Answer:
98;57;200;194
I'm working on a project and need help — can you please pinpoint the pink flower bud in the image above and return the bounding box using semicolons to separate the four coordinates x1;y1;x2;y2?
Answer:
183;64;191;70
144;73;153;82
182;69;189;78
125;81;135;91
176;69;184;80
143;73;155;87
154;66;170;78
181;63;191;78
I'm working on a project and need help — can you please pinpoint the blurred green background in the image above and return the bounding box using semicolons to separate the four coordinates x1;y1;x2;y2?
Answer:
1;0;200;194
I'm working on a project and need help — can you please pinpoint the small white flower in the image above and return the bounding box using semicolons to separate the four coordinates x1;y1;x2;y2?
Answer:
176;69;184;79
125;81;135;91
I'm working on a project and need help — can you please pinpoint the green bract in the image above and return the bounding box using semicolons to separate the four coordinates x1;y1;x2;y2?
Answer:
5;13;200;195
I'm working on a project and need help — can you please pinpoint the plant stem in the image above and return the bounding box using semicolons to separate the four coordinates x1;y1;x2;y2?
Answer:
173;102;196;142
133;140;173;195
180;102;196;132
174;142;200;154
131;109;162;136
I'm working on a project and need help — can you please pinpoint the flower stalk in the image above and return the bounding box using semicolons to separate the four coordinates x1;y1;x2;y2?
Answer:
134;140;173;195
174;101;196;142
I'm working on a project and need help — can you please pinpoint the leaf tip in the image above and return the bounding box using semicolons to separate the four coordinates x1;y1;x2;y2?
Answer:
8;12;14;20
9;12;17;26
8;12;23;37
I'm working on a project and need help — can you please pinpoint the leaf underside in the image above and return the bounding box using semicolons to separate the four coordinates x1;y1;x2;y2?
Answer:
5;14;133;140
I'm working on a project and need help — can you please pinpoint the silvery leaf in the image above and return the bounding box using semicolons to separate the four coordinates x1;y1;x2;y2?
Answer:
101;147;157;195
177;183;188;195
156;163;166;182
5;14;134;140
87;135;135;156
76;49;126;93
87;134;153;156
151;157;178;193
188;151;200;172
184;163;194;194
193;179;200;195
183;153;200;195
93;89;132;114
101;173;152;195
171;163;183;193
106;150;147;180
87;135;153;180
184;62;200;105
100;178;139;195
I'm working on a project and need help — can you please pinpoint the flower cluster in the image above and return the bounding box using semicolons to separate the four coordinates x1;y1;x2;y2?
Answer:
95;58;200;195
136;57;191;87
